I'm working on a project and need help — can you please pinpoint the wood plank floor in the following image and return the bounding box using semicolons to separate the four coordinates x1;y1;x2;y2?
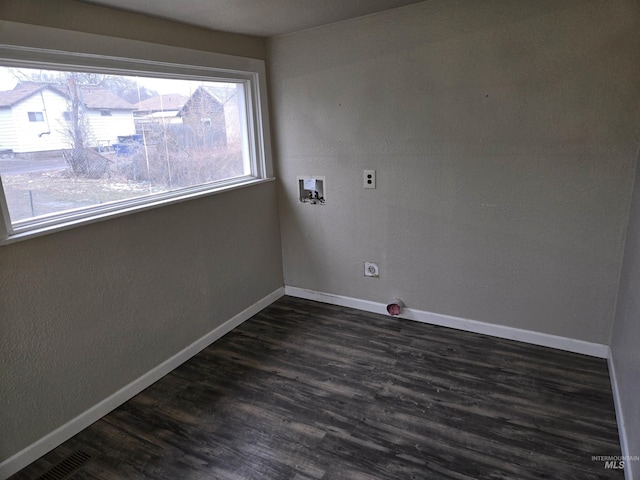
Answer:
11;296;623;479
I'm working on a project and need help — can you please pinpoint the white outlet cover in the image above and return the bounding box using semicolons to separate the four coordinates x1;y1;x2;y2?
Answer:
364;261;379;277
364;170;376;189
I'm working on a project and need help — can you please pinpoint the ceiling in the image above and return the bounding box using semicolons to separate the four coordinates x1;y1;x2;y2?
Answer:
80;0;426;37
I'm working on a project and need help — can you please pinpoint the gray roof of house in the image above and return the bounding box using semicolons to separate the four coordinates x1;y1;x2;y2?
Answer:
0;82;134;110
78;85;134;110
134;94;189;112
0;83;48;107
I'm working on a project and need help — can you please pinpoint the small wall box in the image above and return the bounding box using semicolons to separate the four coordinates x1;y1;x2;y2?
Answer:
298;176;325;205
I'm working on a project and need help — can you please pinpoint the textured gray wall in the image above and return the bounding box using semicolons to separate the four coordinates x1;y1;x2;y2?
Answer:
0;4;281;463
611;156;640;476
268;0;640;343
0;0;266;59
0;182;283;461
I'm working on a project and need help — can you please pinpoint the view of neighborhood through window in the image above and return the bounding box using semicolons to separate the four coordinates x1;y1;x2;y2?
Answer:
0;65;251;224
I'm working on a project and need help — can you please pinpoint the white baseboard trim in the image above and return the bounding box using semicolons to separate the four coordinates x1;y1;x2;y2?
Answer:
608;353;633;480
284;286;609;359
0;287;285;480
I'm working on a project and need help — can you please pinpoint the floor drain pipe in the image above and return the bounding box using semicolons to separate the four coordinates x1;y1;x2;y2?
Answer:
386;298;404;316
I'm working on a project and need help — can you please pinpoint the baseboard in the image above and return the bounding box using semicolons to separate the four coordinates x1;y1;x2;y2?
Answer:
608;353;633;480
284;286;609;359
0;287;285;480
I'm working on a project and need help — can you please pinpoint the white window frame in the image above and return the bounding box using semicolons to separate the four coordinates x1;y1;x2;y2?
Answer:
27;111;44;122
0;22;274;245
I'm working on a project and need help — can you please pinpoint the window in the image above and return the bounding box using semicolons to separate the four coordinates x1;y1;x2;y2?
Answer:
28;111;44;122
0;40;272;243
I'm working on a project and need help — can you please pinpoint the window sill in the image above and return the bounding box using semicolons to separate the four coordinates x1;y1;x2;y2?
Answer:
0;176;274;246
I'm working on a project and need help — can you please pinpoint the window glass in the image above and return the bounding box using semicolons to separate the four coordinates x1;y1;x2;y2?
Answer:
28;111;44;122
0;66;252;225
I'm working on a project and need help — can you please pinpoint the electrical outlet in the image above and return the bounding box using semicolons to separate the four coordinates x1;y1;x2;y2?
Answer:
364;262;379;277
364;170;376;189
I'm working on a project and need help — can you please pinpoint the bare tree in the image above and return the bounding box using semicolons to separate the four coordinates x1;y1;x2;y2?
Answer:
9;68;157;178
61;74;104;177
101;75;156;104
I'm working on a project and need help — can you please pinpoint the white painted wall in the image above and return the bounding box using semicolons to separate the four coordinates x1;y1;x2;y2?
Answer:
10;89;70;152
268;0;640;344
86;109;136;147
0;109;17;151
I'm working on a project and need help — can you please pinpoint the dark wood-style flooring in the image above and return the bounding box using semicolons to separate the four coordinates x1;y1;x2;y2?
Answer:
11;296;622;479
